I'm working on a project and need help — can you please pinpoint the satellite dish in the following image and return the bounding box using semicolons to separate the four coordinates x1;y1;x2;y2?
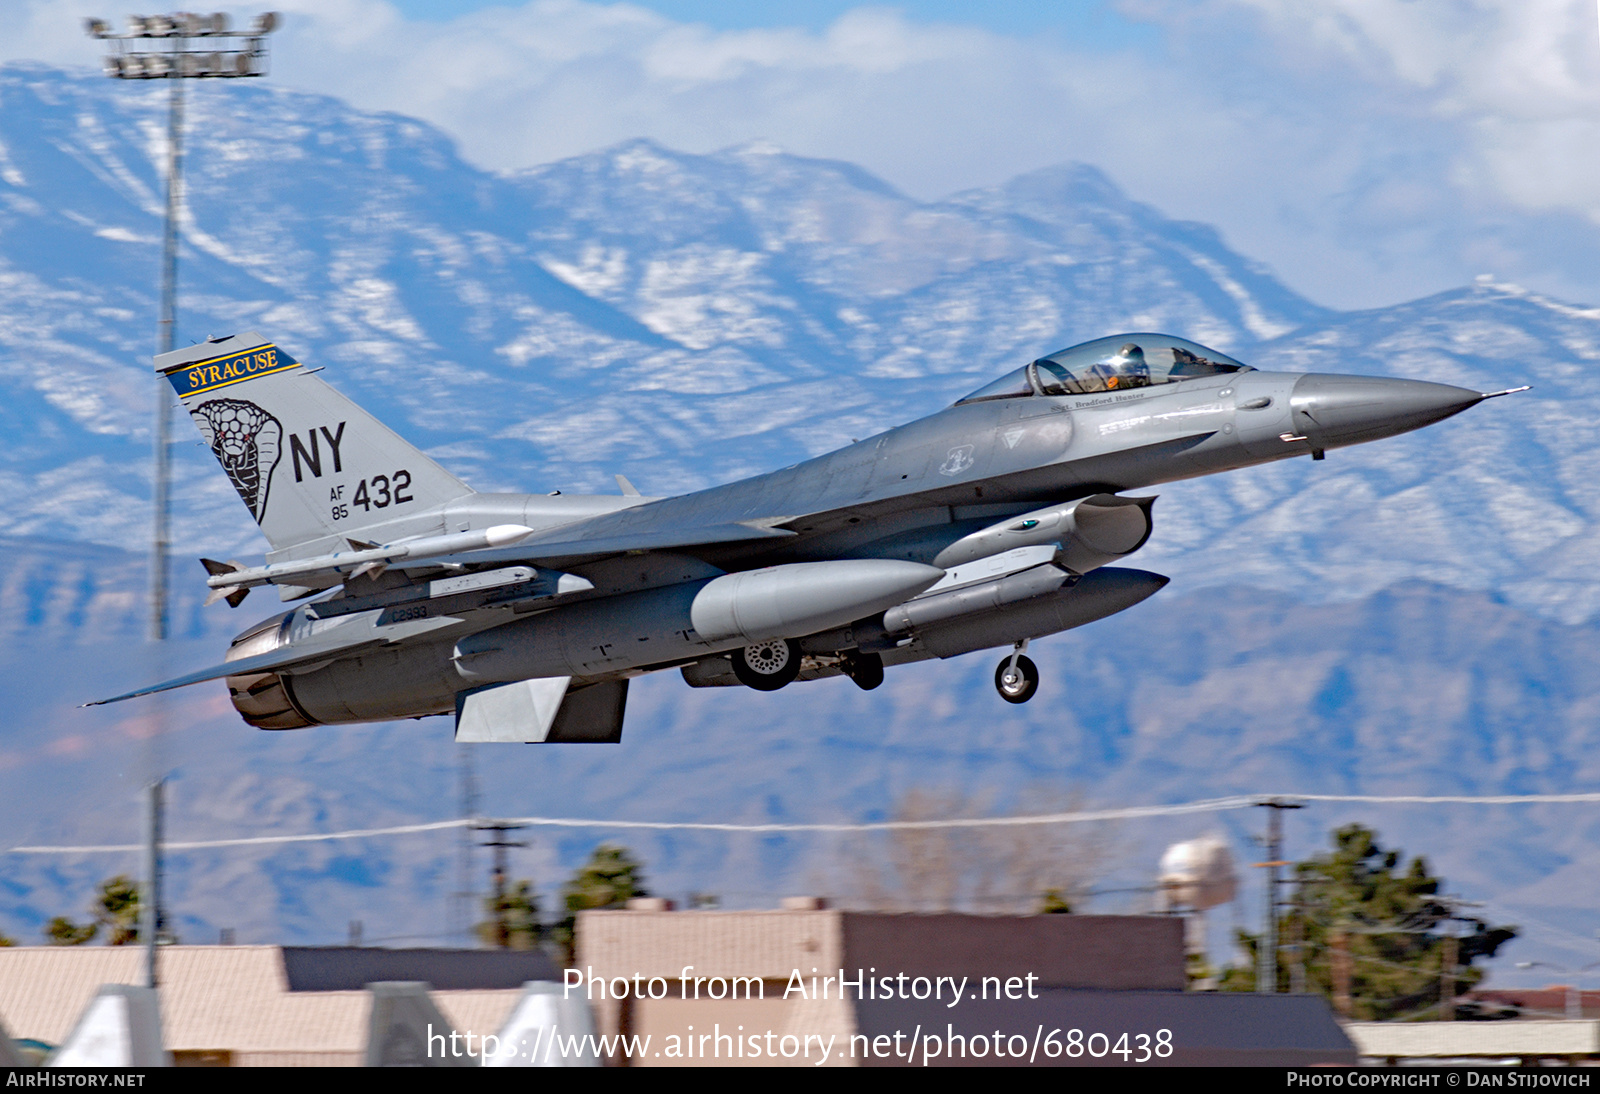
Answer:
1158;835;1238;911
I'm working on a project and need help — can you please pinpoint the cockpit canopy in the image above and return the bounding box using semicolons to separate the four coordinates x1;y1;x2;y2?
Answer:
956;334;1252;405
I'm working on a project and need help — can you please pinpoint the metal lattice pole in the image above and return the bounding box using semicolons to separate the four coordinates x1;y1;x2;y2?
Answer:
86;10;280;988
151;68;182;640
86;12;280;639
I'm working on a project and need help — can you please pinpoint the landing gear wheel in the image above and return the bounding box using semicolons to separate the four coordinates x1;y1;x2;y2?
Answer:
733;638;801;691
842;651;884;691
994;654;1039;704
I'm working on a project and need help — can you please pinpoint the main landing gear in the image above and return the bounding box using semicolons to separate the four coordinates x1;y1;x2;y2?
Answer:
732;638;801;691
732;642;885;692
995;640;1038;704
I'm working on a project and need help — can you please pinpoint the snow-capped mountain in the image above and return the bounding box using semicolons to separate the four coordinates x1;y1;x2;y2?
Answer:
0;65;1596;980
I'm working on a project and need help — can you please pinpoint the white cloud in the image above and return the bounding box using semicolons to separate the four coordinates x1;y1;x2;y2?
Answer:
4;0;1600;310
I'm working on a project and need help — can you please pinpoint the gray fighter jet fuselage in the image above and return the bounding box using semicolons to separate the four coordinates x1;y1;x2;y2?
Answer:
94;332;1521;742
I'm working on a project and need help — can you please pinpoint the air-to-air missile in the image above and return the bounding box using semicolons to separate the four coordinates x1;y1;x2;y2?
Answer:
91;331;1524;741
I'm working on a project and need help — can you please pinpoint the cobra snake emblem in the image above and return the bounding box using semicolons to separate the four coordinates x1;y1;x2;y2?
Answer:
192;399;282;523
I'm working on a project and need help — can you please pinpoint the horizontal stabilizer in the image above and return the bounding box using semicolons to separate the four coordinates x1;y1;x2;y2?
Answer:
85;614;459;706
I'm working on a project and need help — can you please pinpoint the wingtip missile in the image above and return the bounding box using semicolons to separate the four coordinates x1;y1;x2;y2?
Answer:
200;559;251;606
201;524;537;597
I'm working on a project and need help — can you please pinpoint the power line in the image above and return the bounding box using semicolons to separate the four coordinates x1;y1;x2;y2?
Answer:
10;790;1600;855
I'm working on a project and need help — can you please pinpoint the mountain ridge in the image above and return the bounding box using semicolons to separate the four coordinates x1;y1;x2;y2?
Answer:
0;64;1595;983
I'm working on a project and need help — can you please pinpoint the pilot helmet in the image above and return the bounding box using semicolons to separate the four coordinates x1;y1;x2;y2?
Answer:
1093;342;1150;387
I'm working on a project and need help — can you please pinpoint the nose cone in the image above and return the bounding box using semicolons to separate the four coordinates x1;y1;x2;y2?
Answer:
1290;374;1482;448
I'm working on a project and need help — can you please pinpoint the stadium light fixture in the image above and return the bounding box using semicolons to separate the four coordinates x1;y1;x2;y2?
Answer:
85;9;280;992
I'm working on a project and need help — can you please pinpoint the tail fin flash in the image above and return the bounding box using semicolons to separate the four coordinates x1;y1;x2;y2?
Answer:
158;333;473;552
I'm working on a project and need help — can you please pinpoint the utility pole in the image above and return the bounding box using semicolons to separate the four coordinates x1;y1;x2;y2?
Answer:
138;779;163;988
1254;798;1302;993
454;750;481;943
476;822;527;949
1331;927;1353;1017
1440;927;1458;1021
1287;883;1306;995
85;11;279;641
1435;895;1483;1021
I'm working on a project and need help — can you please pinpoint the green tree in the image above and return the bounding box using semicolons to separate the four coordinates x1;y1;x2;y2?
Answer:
44;916;96;945
1039;889;1073;914
43;875;144;947
94;875;141;946
550;844;648;963
476;879;542;950
1221;824;1516;1019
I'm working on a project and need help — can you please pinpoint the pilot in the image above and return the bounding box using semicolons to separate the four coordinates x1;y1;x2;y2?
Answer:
1090;343;1151;390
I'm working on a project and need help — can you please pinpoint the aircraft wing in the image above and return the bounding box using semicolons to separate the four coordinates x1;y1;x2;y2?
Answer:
427;431;1228;571
85;615;461;706
203;522;795;601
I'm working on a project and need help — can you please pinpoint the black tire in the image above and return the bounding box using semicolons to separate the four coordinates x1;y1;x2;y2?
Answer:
994;654;1039;704
843;651;884;691
732;638;801;691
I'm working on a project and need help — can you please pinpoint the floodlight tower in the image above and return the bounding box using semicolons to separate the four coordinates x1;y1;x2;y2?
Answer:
85;11;279;992
86;11;279;644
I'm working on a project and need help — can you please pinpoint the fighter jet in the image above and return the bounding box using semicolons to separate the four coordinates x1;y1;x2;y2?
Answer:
90;332;1524;741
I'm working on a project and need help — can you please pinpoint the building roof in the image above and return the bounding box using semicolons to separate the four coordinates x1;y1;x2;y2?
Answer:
0;946;529;1056
577;910;1185;992
1464;988;1600;1021
280;947;557;991
1347;1019;1600;1060
855;990;1358;1067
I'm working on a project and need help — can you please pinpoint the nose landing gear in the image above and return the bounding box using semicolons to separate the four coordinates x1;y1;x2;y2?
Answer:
994;640;1038;704
733;638;801;691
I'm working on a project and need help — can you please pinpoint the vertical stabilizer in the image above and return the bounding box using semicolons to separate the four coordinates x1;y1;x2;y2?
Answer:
0;1011;26;1067
486;981;601;1067
364;982;475;1067
156;333;474;553
48;985;170;1067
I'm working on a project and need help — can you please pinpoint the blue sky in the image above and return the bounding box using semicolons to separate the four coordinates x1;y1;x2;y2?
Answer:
389;0;1158;42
